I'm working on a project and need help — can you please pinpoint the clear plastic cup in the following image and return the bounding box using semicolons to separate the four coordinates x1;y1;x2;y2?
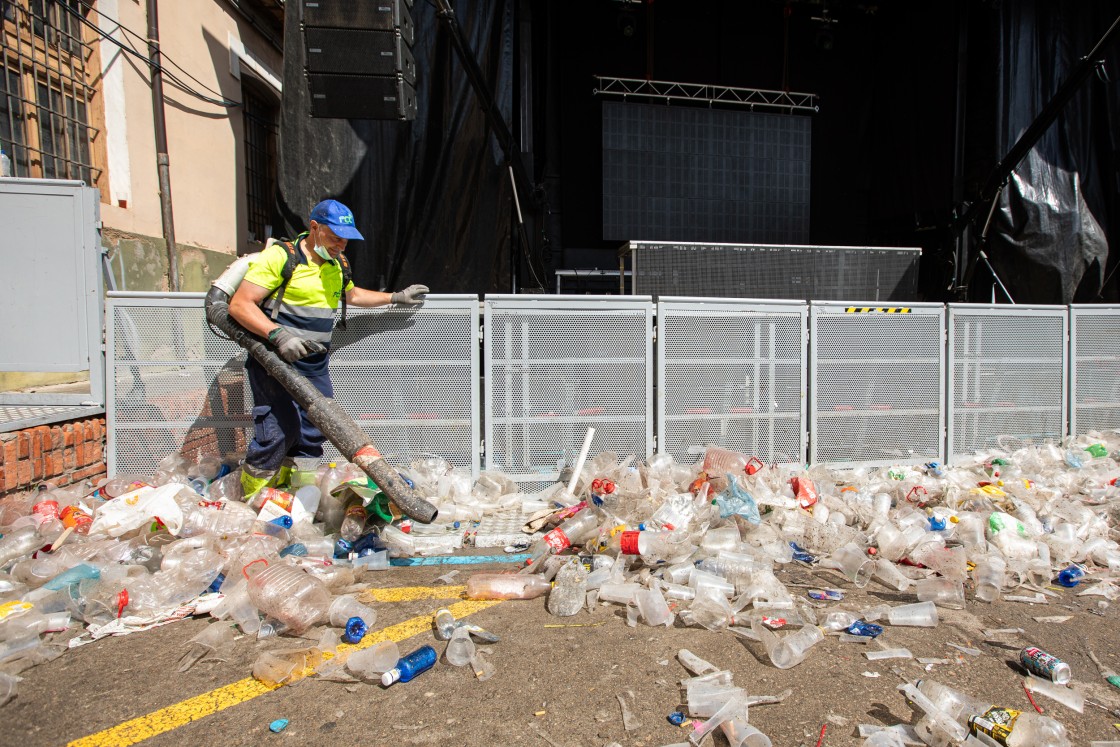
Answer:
886;601;939;627
328;595;376;628
635;587;673;627
915;578;965;608
829;543;873;588
721;718;772;747
346;640;399;679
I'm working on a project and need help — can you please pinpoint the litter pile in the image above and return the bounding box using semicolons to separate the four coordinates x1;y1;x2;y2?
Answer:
3;430;1120;745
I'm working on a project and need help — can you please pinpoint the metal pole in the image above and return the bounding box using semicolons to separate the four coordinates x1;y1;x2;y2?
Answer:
146;0;179;292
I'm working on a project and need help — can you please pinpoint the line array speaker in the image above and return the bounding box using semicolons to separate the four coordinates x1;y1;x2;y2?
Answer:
302;0;415;46
304;28;416;84
308;73;417;120
302;0;417;120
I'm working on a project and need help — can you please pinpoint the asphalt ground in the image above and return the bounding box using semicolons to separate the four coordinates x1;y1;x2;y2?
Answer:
2;556;1120;747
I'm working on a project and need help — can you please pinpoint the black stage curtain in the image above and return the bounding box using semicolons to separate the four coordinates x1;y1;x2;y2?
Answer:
276;0;514;293
975;1;1120;303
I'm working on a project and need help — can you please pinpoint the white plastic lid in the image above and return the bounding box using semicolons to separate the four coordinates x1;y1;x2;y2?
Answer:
380;668;400;687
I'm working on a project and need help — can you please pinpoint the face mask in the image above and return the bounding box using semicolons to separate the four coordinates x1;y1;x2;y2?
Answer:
312;244;333;262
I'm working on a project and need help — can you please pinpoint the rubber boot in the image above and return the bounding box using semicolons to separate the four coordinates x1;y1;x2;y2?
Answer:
240;463;276;502
275;461;294;490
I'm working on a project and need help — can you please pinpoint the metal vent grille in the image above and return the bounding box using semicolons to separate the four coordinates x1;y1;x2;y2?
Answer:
624;242;921;301
949;306;1067;459
107;295;480;480
657;298;807;467
810;302;945;466
1070;306;1120;437
484;295;654;490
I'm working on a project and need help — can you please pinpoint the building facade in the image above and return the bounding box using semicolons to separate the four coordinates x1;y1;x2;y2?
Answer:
2;0;283;293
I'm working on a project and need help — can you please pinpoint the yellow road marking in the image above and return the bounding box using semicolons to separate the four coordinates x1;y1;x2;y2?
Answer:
67;597;500;747
360;584;466;603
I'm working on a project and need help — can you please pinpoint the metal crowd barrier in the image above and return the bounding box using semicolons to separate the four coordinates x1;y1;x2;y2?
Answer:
105;292;1120;483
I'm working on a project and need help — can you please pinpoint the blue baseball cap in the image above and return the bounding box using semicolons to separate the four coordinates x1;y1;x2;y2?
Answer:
309;199;364;240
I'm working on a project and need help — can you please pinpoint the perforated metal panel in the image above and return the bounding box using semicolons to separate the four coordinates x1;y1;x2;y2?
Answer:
657;298;807;467
106;294;480;480
1070;305;1120;437
107;295;251;479
810;302;945;467
322;296;480;474
484;295;654;489
624;242;921;302
948;305;1067;460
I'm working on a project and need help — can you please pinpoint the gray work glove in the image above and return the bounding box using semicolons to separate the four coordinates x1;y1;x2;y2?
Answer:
390;284;429;305
268;327;327;363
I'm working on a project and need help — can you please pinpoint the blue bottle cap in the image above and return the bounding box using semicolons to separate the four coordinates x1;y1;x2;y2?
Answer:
667;711;686;725
928;516;947;531
269;718;289;733
342;616;367;644
206;573;226;594
1057;565;1084;587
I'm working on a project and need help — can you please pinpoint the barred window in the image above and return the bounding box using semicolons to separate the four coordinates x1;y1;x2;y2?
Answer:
1;0;100;183
242;76;278;244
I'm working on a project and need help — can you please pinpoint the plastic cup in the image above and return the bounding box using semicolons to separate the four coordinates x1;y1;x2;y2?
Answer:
328;595;376;628
701;525;741;553
875;522;907;561
915;578;965;608
346;640;399;679
830;543;873;588
598;582;640;605
721;718;772;747
635;587;673;627
886;601;939;627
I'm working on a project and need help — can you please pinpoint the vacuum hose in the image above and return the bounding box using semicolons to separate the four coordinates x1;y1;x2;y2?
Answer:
205;271;437;523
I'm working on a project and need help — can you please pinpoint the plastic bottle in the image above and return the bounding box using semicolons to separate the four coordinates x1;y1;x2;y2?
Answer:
316;462;347;529
0;526;48;568
243;559;331;634
444;625;475;666
381;644;437;686
339;494;368;543
0;148;11;177
180;500;257;537
465;573;551;600
526;507;601;567
616;529;694;565
433;608;457;640
546;558;588;617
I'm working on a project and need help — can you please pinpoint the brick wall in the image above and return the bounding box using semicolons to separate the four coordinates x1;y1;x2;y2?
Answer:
0;416;106;497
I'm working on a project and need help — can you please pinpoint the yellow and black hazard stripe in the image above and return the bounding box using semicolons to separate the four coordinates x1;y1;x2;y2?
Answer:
844;307;912;313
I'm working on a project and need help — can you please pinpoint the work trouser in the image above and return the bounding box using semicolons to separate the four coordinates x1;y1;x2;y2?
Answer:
244;357;333;473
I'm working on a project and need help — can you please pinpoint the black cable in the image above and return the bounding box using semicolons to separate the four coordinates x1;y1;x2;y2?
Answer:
58;1;242;107
72;0;237;102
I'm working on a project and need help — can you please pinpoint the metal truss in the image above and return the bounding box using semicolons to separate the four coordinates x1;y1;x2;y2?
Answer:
593;76;819;113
